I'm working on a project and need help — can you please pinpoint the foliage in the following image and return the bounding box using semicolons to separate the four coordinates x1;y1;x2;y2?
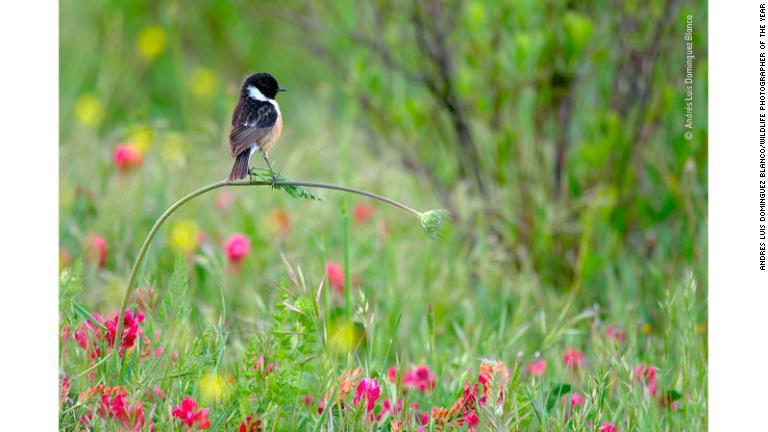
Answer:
59;0;707;430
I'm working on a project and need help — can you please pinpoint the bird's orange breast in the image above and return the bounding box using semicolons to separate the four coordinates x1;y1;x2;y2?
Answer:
260;107;282;152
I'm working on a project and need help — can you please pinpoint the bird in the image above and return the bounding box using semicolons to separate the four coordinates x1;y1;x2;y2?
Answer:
228;72;286;181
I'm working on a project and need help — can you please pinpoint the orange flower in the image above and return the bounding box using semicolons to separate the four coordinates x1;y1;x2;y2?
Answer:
321;368;362;409
270;208;291;235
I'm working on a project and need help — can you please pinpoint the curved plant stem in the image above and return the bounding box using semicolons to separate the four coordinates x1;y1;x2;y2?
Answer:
114;178;425;347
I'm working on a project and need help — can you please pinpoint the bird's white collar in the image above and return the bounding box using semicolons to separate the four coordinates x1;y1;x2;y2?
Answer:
247;85;272;101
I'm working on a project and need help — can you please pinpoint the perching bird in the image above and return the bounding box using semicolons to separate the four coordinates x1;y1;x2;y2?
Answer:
228;72;286;181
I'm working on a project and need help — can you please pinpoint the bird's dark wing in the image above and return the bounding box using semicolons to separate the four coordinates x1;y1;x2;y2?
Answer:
229;101;278;156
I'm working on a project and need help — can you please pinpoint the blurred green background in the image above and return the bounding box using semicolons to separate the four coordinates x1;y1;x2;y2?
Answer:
61;0;707;316
60;0;707;429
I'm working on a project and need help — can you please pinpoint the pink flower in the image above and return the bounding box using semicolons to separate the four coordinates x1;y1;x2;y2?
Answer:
104;310;145;356
224;233;251;265
598;422;617;432
74;309;144;358
74;330;88;349
59;375;71;408
84;234;108;268
172;396;210;430
633;364;658;397
96;387;145;431
353;377;381;412
527;359;547;376
605;325;626;344
152;384;166;401
568;393;585;407
464;411;479;431
387;366;397;383
251;355;275;377
215;190;233;212
403;365;436;393
419;411;429;426
562;348;584;370
325;262;345;294
354;203;376;224
114;144;143;172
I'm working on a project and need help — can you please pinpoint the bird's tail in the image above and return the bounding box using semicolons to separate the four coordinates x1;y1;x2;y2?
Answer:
228;152;250;181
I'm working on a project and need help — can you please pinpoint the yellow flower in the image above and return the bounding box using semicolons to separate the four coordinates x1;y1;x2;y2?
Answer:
136;26;167;61
169;220;199;254
328;320;364;354
199;370;230;404
161;132;187;166
74;94;104;128
129;124;154;153
640;323;652;335
189;68;219;98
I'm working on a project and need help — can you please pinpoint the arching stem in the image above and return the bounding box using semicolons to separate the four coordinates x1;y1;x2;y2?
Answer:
114;178;428;349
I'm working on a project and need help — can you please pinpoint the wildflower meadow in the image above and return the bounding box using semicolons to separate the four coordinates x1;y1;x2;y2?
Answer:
59;1;707;431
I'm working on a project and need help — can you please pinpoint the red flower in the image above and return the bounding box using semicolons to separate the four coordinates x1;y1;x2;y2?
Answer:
59;375;71;409
73;309;144;358
527;359;547;376
419;411;429;426
172;396;210;430
224;233;251;265
605;325;626;344
95;387;145;431
251;355;275;377
104;310;145;356
376;399;406;422
598;422;617;432
633;364;658;397
403;365;436;393
114;144;143;172
238;415;262;432
562;348;584;370
317;399;325;415
353;377;381;413
354;203;376;224
325;262;345;294
387;366;397;383
464;411;479;431
84;234;108;268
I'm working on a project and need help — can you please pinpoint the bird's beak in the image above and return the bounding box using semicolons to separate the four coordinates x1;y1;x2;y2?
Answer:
277;88;287;92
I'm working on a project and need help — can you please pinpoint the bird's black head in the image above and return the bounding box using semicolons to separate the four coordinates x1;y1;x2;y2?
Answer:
242;72;286;100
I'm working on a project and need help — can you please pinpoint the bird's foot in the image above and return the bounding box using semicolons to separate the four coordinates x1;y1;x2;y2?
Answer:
269;170;279;187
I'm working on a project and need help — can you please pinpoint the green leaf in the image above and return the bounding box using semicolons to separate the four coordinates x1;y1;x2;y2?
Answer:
250;171;323;201
665;389;683;402
545;383;573;411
